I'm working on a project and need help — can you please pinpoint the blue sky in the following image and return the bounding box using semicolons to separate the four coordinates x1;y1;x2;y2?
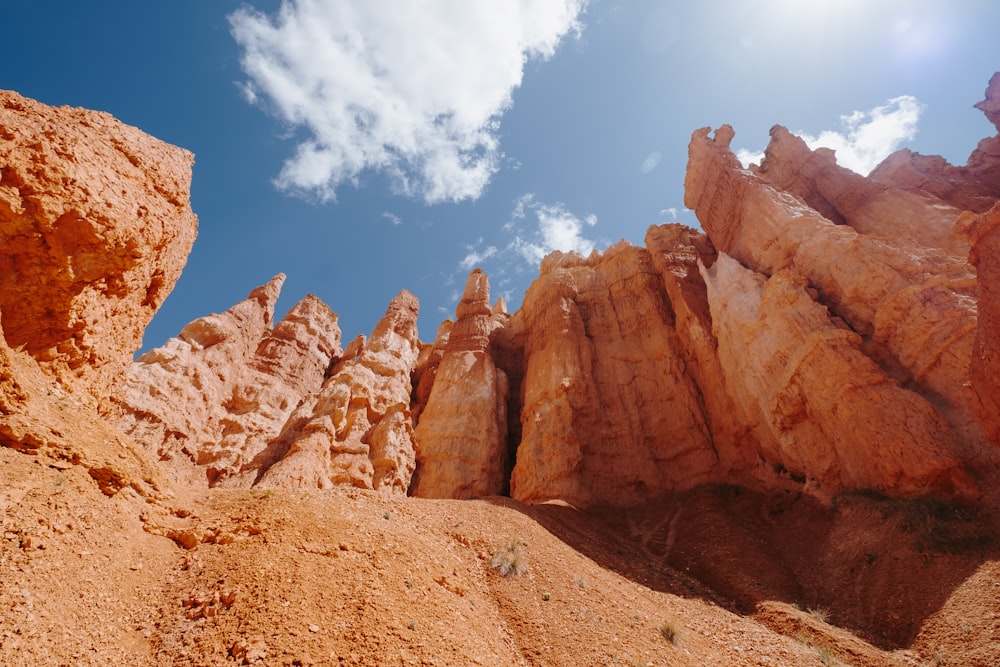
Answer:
3;1;998;349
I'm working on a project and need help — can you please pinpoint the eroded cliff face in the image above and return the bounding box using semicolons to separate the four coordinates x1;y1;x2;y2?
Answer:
117;275;343;487
254;291;422;492
4;75;1000;510
0;90;197;412
410;270;510;499
0;89;197;496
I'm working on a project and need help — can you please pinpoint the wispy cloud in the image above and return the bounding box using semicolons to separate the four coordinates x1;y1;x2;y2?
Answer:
458;240;498;271
229;0;587;204
640;150;662;174
508;194;598;264
735;95;923;175
382;211;402;226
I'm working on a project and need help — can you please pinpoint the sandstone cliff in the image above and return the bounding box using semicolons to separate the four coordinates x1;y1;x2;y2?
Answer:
254;291;421;492
0;90;197;412
117;275;342;487
0;89;197;496
6;75;1000;512
410;270;510;499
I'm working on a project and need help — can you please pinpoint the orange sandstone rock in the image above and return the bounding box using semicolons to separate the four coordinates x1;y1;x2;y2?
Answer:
0;90;197;411
410;270;510;499
508;244;718;508
702;253;973;498
969;202;1000;446
255;291;420;492
684;125;985;456
118;275;342;487
756;125;968;255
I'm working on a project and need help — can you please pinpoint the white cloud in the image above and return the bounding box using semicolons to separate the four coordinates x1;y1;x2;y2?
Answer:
382;211;402;226
229;0;587;204
640;150;662;174
735;95;923;175
735;148;764;168
458;242;498;271
800;96;922;174
508;194;598;264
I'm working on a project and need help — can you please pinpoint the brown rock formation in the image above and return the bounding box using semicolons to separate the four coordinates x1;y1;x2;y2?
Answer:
702;254;971;497
0;308;164;496
968;201;1000;445
643;224;761;483
684;124;986;464
507;243;719;508
118;275;342;487
410;270;510;499
0;90;197;410
755;126;968;255
255;291;421;492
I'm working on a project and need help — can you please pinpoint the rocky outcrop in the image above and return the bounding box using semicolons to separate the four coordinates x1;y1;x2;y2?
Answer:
644;224;762;483
756;126;968;255
685;125;985;460
506;244;720;507
254;291;421;492
702;254;972;497
0;309;165;497
8;75;1000;510
969;202;1000;445
118;276;342;487
410;270;510;499
0;90;197;411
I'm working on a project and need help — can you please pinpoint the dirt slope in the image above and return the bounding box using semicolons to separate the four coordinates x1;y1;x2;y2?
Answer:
3;444;997;666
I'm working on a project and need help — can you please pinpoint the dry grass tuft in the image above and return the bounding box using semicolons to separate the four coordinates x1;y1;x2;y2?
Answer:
658;618;682;647
490;539;527;577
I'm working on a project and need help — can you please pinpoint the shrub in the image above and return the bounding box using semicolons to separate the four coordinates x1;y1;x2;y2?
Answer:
658;619;682;647
490;539;527;577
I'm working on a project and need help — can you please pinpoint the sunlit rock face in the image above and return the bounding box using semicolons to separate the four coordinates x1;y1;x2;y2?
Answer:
254;291;421;493
10;74;1000;509
118;276;343;488
504;243;721;508
0;90;197;412
410;270;510;499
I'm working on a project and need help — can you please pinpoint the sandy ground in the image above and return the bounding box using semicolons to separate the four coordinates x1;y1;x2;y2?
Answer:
1;445;998;666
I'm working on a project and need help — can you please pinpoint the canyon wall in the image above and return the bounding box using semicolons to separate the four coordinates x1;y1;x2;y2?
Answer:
0;90;197;412
3;73;1000;507
0;90;197;496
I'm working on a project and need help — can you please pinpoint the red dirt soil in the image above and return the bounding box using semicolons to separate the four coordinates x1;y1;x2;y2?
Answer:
2;445;997;666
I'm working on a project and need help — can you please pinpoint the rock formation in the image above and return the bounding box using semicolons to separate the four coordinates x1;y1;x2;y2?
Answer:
969;201;1000;446
118;276;342;487
6;74;1000;510
254;291;421;492
505;243;721;507
0;90;197;412
410;270;510;499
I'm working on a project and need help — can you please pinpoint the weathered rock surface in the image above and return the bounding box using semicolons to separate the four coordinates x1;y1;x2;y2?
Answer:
0;90;197;411
969;202;1000;446
410;270;510;499
685;124;986;463
870;73;1000;212
506;243;720;508
255;291;421;492
702;254;972;497
8;75;1000;512
118;275;342;487
0;308;165;497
